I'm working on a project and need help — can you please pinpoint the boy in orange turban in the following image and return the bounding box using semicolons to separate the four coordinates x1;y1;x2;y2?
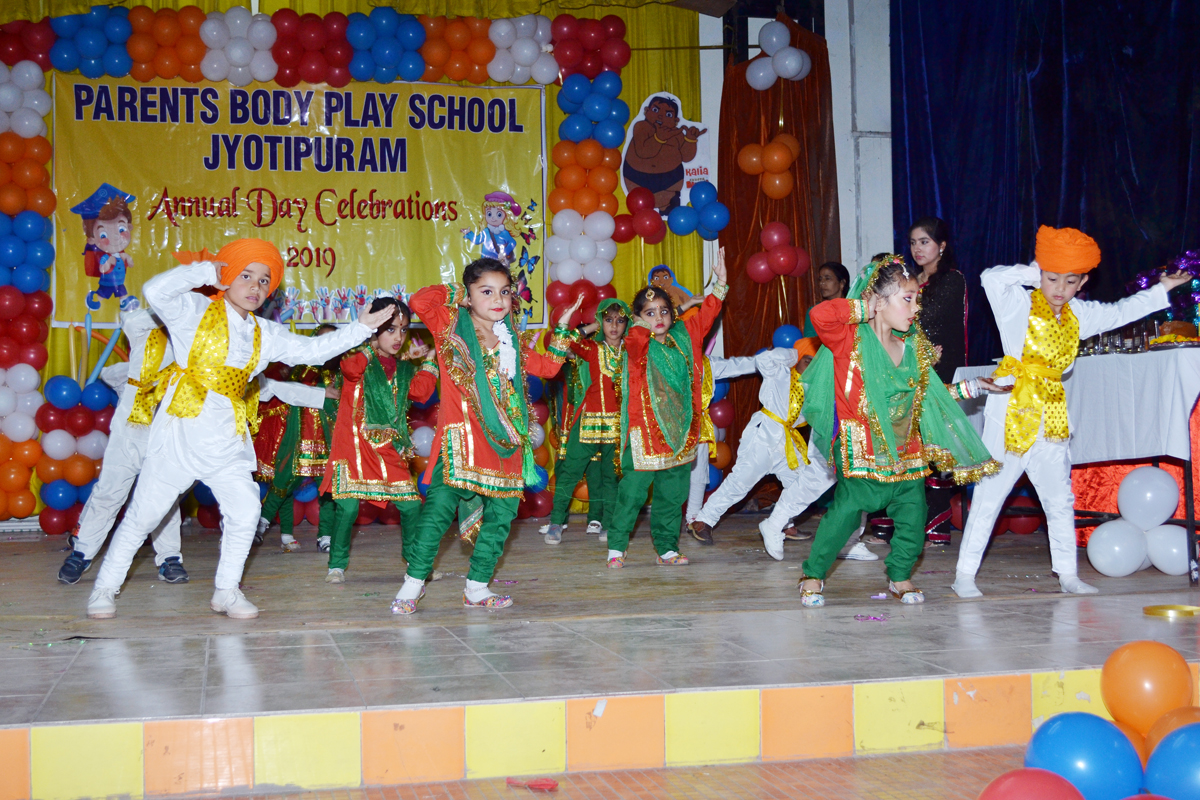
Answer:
87;238;395;621
953;226;1190;597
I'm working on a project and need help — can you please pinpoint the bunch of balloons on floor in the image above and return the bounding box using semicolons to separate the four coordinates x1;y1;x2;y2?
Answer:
1086;466;1190;578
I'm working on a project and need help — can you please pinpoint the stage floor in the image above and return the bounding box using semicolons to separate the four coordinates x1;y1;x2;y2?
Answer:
1;509;1197;725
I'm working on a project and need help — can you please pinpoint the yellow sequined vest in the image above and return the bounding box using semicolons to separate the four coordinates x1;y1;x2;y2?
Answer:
698;356;716;454
126;328;170;426
760;367;809;469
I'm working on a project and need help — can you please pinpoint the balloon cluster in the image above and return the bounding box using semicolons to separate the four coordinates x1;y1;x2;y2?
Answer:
343;8;426;86
747;223;811;283
49;6;133;79
557;72;628;147
418;16;492;84
198;7;278;86
738;133;801;200
0;364;45;520
485;15;556;86
192;480;222;528
0;62;49;140
549;139;621;217
666;180;729;241
550;14;630;81
0;286;51;369
706;383;734;490
618;188;665;245
0;18;55;71
35;375;113;532
745;21;812;91
0;135;55;221
1086;466;1187;577
121;6;207;83
546;209;617;294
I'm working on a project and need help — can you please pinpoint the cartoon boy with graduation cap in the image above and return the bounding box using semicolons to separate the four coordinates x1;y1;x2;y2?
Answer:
70;183;137;311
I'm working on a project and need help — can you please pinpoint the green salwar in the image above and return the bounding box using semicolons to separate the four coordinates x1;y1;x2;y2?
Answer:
550;423;617;529
606;448;691;556
327;496;423;571
261;476;335;539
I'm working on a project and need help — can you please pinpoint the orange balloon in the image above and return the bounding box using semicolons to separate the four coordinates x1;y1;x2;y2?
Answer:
12;440;40;469
533;445;549;467
0;184;26;216
467;37;496;65
126;32;158;63
601;148;622;170
154;47;181;80
548;188;574;214
572;187;599;215
23;136;51;165
0;131;24;163
551;140;576;169
712;441;732;469
761;170;794;200
556;163;587;191
176;34;205;66
443;52;471;82
1101;641;1194;736
64;454;97;488
1146;706;1200;754
773;132;802;160
152;14;181;46
179;63;204;83
410;455;429;474
444;20;471;50
0;489;9;521
9;488;34;519
575;139;604;170
130;61;157;82
128;5;156;34
420;38;451;68
587;166;618;194
12;159;46;190
1112;719;1148;766
467;61;488;85
466;17;491;38
25;186;55;216
597;193;618;216
419;15;446;39
0;164;9;187
0;460;30;493
176;5;207;35
0;434;11;464
35;455;64;484
573;479;588;501
738;143;764;175
761;141;794;173
421;63;444;83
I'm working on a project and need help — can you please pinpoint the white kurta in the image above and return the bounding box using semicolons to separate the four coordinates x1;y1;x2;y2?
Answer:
687;355;758;522
956;262;1171;579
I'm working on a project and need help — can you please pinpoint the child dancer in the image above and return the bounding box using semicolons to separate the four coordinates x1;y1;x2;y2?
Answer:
543;298;630;544
799;255;1002;607
606;251;728;568
321;297;436;583
391;259;582;614
86;239;392;620
953;227;1188;597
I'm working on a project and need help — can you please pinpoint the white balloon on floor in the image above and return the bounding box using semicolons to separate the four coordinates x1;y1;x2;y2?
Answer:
1085;518;1148;577
1144;524;1189;576
1117;466;1180;530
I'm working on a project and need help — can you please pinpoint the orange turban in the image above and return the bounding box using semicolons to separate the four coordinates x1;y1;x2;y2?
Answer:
1034;226;1101;274
793;336;819;359
174;238;285;298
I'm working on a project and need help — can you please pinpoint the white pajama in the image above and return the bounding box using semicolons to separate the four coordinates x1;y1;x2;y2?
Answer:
761;445;838;536
686;355;759;522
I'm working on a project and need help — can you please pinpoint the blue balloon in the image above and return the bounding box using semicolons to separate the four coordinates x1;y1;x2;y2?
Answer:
561;73;592;104
559;114;594;143
103;44;132;78
527;465;549;493
81;381;113;411
41;480;78;512
13;211;44;243
348;12;369;24
0;237;25;268
50;15;83;38
76;27;108;59
1145;723;1200;799
43;217;53;239
526;375;544;402
45;376;82;411
707;464;723;489
0;215;9;238
689;181;717;209
371;36;402;68
346;18;377;50
556;92;582;114
1024;712;1142;800
417;473;430;497
581;93;612;123
39;270;49;293
700;202;730;232
83;5;110;28
413;387;438;409
772;324;803;349
711;379;729;403
348;51;376;82
396;18;426;51
103;15;131;44
369;6;400;37
396;51;424;82
77;479;97;506
696;225;720;241
79;57;106;79
192;482;217;507
11;265;42;294
0;267;12;287
258;481;269;500
667;205;699;236
374;65;398;85
294;481;319;503
592;120;626;149
108;6;128;17
49;39;82;72
591;71;623;99
608;98;630;126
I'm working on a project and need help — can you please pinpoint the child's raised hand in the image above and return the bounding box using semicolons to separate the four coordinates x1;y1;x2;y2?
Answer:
324;384;341;400
209;261;230;291
712;247;728;285
1160;270;1193;291
401;337;431;361
359;303;394;330
557;294;585;327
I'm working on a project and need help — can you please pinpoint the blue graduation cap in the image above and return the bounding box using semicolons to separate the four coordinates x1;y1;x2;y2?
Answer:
70;183;135;220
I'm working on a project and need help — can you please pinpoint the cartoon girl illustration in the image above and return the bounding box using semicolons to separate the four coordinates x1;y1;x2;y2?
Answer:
460;191;521;266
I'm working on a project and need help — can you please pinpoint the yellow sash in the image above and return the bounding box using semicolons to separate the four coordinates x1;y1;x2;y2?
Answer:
156;300;262;437
698;356;716;452
993;289;1078;454
760;368;809;469
126;328;169;426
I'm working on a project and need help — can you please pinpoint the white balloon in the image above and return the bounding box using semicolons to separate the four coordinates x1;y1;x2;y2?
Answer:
594;239;617;262
225;37;254;67
486;49;515;83
534;15;553;45
224;5;253;38
0;64;8;83
570;235;597;263
37;120;46;138
247;19;278;51
509;63;531;85
555;259;583;284
545;235;571;264
249;50;278;83
530;52;558;85
201;50;230;82
488;19;517;49
0;412;33;443
545;263;558;283
746;58;778;91
42;429;77;459
0;83;22;113
1145;524;1189;575
76;430;110;460
199;18;231;50
552;209;584;238
1085;519;1148;578
789;49;812;81
253;13;271;24
9;61;44;92
758;20;791;56
22;89;51;116
510;37;540;67
9;107;41;138
227;65;253;88
512;14;537;39
582;259;614;286
0;368;7;386
583;211;616;241
1138;552;1153;570
1118;466;1180;531
0;111;9;133
771;46;804;80
411;425;434;457
5;363;38;394
207;11;226;20
16;391;42;416
529;423;545;448
0;387;15;417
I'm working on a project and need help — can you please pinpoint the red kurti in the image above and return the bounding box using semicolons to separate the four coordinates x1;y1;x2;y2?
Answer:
566;338;623;445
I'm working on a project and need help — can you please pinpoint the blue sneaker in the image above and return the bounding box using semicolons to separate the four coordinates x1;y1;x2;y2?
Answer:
58;551;92;585
157;556;189;584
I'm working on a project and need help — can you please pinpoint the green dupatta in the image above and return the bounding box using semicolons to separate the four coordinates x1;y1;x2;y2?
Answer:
362;347;416;452
621;320;694;459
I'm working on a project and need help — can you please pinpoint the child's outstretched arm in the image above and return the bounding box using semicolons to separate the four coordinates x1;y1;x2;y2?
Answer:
261;303;389;369
257;376;326;408
809;297;864;357
523;296;583;379
1072;270;1186;339
683;247;728;342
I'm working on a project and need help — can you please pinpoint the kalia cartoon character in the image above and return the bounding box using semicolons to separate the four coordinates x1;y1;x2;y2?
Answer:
461;191;521;266
623;96;706;214
70;183;138;312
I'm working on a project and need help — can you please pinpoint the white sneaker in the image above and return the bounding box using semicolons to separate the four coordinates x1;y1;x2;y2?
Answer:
317;536;331;553
952;571;983;598
544;524;563;544
1059;576;1099;595
281;535;301;552
256;517;271;536
86;586;118;619
586;520;603;534
326;568;345;584
757;520;785;561
211;588;259;619
842;542;879;561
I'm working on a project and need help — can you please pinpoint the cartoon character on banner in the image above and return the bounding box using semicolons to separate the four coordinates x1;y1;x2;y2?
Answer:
621;93;709;215
70;184;139;312
649;264;693;311
461;191;523;266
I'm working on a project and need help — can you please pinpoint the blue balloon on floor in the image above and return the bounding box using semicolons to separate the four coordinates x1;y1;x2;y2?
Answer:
41;480;78;512
417;473;430;497
526;375;544;402
1024;712;1142;800
707;464;722;489
667;205;698;236
294;481;319;503
592;120;626;149
561;73;592;104
1145;723;1200;799
193;482;217;507
689;181;717;209
527;465;549;493
45;375;82;411
772;324;803;349
711;379;729;403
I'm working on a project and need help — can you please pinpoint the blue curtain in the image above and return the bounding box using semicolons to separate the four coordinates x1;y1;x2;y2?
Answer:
893;0;1200;364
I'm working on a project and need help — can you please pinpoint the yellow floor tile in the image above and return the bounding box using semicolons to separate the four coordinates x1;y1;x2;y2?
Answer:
0;729;29;800
254;713;360;790
566;695;665;772
761;685;854;761
854;680;945;754
1032;669;1111;730
465;701;565;780
944;675;1033;748
665;689;759;767
144;718;254;796
31;723;143;800
362;707;465;785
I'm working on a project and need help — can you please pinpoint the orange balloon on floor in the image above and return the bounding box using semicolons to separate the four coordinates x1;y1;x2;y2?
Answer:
0;460;30;492
12;440;40;468
9;489;34;518
712;441;732;469
64;454;97;487
1101;640;1194;736
573;480;588;501
1145;705;1200;754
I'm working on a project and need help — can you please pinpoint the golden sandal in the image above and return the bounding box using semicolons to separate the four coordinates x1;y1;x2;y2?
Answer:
798;576;825;608
888;581;925;604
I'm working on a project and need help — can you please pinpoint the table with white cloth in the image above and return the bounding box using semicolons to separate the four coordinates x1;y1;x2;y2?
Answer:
954;348;1200;584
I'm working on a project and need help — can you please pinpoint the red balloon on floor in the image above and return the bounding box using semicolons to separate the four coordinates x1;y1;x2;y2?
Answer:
197;504;222;529
38;507;70;536
527;490;552;518
355;502;380;526
977;768;1084;800
708;398;734;428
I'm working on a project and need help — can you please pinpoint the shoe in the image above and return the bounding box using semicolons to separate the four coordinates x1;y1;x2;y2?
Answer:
544;523;563;545
783;526;813;541
688;521;714;546
317;536;331;553
157;556;189;583
798;577;825;608
256;517;271;536
390;586;425;615
607;553;626;569
85;291;101;311
281;536;301;552
463;591;513;609
656;552;689;566
758;521;785;561
58;551;92;585
925;531;951;546
586;520;603;535
211;588;259;619
325;568;345;584
842;542;879;561
86;586;118;618
119;295;140;312
861;533;890;545
253;531;264;546
888;582;925;604
1059;576;1099;595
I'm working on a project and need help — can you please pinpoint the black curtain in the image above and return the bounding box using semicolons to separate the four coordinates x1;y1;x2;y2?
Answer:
893;0;1200;365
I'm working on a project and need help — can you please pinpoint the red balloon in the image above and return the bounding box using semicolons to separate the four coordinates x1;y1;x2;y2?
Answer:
355;502;380;525
271;8;302;38
760;221;792;250
768;245;798;276
531;400;549;426
553;38;583;69
325;65;351;88
600;39;631;70
0;33;28;67
38;507;70;536
612;214;635;243
747;252;775;283
1005;495;1044;535
569;280;599;309
23;290;52;320
516;494;532;519
708;398;734;428
27;49;51;71
528;490;553;518
0;286;26;319
378;501;401;525
298;51;328;84
546;280;572;307
20;20;55;53
578;19;605;51
35;403;63;432
272;36;303;68
18;343;47;370
976;769;1084;800
0;337;17;369
551;14;579;42
595;283;617;301
642;224;667;245
632;208;662;238
626;187;655;213
64;502;82;530
197;503;222;529
578;52;603;80
297;19;328;51
93;406;114;436
66;406;95;437
790;247;812;277
7;314;38;345
304;498;321;526
274;66;300;88
601;15;627;40
322;12;349;40
324;38;353;68
299;12;322;25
